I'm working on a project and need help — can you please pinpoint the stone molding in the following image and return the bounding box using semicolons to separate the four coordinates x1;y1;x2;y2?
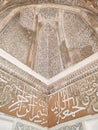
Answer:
0;49;98;94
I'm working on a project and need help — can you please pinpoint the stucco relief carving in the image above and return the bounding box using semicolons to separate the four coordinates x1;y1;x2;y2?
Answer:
55;122;83;130
0;0;97;10
49;72;98;126
0;14;32;64
15;122;41;130
0;1;98;128
0;73;12;107
0;0;84;8
0;69;48;126
0;57;98;127
0;57;48;95
63;12;98;62
0;6;98;78
49;59;98;93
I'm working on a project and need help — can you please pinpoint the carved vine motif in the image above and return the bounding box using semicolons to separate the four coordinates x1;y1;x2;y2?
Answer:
0;69;48;126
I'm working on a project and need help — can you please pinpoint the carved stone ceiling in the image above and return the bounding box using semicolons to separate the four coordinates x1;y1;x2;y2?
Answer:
0;2;98;128
0;0;98;79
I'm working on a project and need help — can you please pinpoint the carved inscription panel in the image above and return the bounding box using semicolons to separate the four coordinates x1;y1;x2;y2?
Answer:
49;72;98;127
0;69;48;127
0;67;98;127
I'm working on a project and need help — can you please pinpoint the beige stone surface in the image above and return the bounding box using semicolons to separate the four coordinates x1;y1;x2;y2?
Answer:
0;1;98;129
